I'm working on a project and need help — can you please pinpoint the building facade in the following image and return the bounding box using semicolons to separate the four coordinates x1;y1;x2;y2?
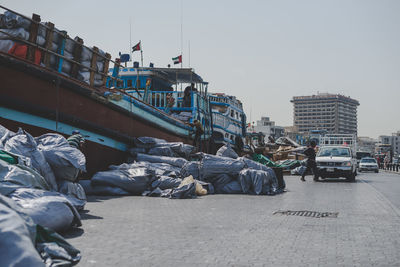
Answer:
291;93;359;135
378;131;400;157
254;116;284;141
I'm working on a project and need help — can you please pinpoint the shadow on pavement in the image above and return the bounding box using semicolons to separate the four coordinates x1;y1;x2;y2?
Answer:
79;209;103;220
86;195;125;203
318;178;357;183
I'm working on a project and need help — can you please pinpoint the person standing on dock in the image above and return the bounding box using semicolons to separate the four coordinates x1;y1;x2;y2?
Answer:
188;119;204;151
301;140;318;182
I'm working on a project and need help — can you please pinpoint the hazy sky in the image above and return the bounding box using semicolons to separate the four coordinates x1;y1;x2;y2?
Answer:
3;0;399;138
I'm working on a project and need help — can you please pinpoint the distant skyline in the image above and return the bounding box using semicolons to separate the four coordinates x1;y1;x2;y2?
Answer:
2;0;399;138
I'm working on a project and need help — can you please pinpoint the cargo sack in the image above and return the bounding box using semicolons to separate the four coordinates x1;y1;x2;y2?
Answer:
79;180;130;196
151;176;182;190
110;162;181;178
200;154;245;180
147;146;175;157
181;161;200;180
216;144;239;159
196;180;214;195
133;137;167;149
169;181;196;199
91;167;155;194
35;225;81;266
152;142;195;158
0;159;50;196
208;173;234;193
0;124;16;149
0;195;81;266
135;153;188;168
36;133;86;182
239;156;271;172
9;188;82;232
217;180;243;194
238;169;278;195
57;180;86;210
4;130;58;191
0;196;44;267
129;147;147;155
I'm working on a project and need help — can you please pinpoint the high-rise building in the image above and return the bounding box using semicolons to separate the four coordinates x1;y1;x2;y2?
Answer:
291;93;359;135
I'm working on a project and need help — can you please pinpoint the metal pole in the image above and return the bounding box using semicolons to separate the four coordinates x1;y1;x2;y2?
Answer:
140;40;143;67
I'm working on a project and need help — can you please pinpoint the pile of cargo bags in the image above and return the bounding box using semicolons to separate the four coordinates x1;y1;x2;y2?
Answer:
0;124;286;265
0;125;84;266
82;136;285;199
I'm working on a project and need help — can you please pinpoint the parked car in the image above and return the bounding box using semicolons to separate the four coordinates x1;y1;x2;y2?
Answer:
316;146;357;182
358;157;379;173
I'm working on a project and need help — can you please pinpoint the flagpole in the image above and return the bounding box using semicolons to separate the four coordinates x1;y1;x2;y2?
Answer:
180;0;183;69
140;40;143;67
188;40;190;68
129;18;132;66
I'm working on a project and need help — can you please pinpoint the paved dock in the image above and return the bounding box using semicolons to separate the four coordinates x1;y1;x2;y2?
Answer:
66;173;400;266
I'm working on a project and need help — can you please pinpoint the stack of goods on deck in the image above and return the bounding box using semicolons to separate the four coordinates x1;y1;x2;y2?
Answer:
0;10;107;86
0;124;84;266
81;137;285;199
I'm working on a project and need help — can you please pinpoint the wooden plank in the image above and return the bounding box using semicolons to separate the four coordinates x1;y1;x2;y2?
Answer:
43;22;54;67
102;53;111;86
27;14;41;62
89;46;99;87
70;37;83;78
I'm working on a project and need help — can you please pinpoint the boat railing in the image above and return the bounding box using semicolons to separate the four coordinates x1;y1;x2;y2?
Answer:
124;89;210;122
0;5;124;88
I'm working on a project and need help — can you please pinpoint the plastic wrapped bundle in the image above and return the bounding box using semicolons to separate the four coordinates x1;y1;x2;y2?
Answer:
4;130;58;191
135;153;188;168
133;136;167;149
147;146;175;157
216;144;239;159
200;154;245;180
35;133;86;182
217;180;243;194
238;169;278;195
8;188;82;232
57;180;87;210
0;159;50;196
208;173;234;193
151;176;182;190
0;195;44;267
79;180;130;196
91;167;155;194
239;156;271;172
181;161;200;180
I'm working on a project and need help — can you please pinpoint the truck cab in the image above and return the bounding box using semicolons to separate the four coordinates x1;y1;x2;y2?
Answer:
316;146;357;182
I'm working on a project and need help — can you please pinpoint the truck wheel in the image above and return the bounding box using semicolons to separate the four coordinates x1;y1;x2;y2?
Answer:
375;170;379;173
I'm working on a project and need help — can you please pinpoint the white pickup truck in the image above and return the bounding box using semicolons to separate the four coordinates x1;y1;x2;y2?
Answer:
316;146;357;182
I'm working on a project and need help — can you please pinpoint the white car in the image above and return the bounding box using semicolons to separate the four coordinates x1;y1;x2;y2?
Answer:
358;157;379;173
316;146;357;182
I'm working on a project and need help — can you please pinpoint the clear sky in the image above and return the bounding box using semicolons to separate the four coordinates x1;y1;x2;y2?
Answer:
2;0;399;138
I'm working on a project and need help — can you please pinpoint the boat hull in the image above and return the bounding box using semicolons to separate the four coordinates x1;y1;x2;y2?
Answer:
0;53;207;175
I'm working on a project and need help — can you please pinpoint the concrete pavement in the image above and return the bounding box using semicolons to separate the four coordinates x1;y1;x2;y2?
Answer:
66;175;400;266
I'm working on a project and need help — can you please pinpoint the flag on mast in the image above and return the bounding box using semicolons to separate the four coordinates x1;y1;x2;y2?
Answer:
132;41;141;52
172;55;182;65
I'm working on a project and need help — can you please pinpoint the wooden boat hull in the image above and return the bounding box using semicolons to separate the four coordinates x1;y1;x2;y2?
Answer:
0;52;206;175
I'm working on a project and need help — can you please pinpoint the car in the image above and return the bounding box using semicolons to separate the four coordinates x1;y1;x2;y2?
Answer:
358;157;379;173
316;146;357;182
